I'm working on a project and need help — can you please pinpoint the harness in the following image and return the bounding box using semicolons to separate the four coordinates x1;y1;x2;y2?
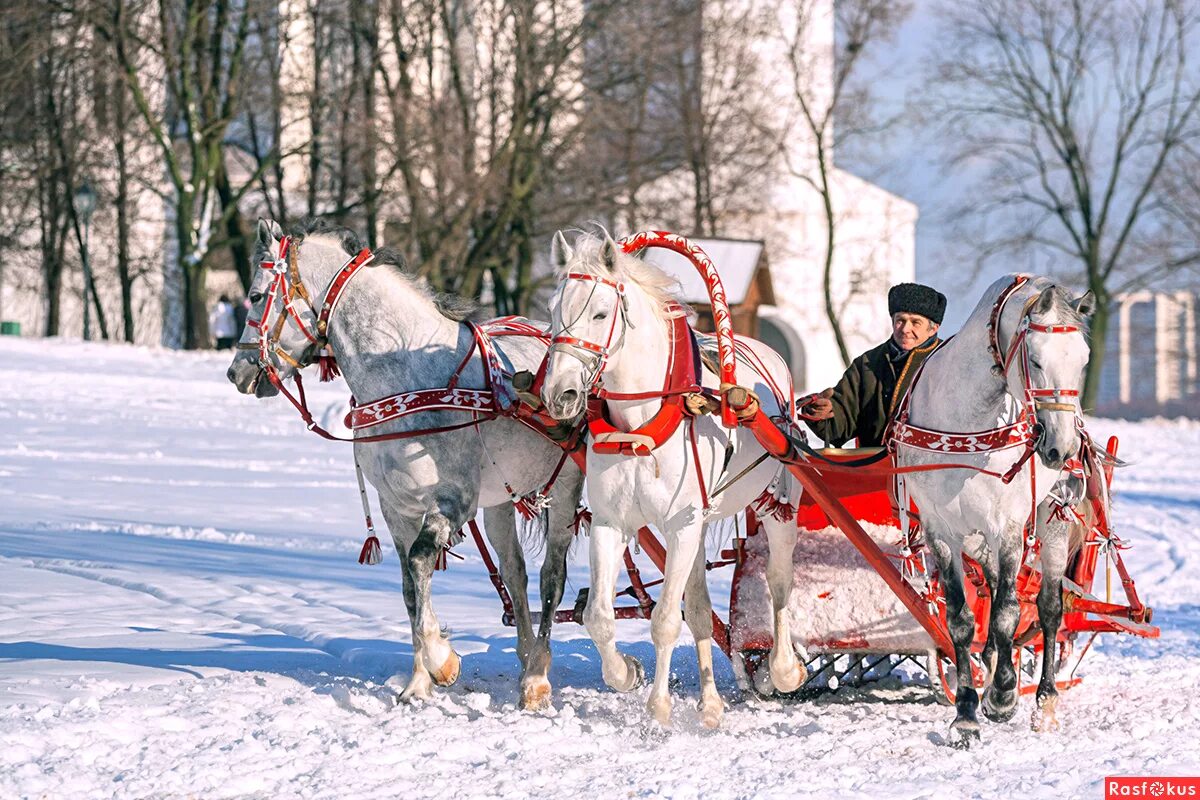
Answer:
888;275;1086;558
241;236;583;564
552;269;794;515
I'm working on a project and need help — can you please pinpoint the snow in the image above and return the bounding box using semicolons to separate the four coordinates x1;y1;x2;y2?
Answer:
2;336;1199;799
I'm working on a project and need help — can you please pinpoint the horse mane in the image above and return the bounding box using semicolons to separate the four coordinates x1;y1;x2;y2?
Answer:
288;217;478;322
564;230;686;323
960;274;1091;339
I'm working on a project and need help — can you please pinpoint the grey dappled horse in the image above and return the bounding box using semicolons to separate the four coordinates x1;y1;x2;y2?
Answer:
227;219;582;709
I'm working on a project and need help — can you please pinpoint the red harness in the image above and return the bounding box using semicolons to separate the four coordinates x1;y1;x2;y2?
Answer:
888;276;1086;558
587;308;700;456
241;237;582;563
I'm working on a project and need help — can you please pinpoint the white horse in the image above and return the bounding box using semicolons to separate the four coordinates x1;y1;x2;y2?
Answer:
895;274;1094;746
226;219;584;710
539;232;804;728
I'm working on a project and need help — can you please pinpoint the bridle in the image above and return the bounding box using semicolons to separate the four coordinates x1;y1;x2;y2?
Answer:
548;272;629;395
988;275;1083;422
238;235;374;384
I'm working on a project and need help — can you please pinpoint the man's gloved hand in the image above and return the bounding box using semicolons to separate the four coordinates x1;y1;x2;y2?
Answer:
800;388;835;421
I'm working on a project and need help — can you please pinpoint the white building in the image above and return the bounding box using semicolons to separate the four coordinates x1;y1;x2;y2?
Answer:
1098;290;1199;416
632;0;916;393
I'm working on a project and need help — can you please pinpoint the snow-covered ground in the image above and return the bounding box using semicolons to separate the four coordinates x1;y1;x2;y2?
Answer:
2;337;1198;799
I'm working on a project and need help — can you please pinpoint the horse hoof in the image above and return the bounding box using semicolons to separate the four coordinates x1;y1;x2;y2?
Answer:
399;674;434;704
982;688;1018;723
614;654;645;693
1031;695;1060;733
949;718;981;749
698;698;724;729
520;678;552;712
647;697;672;727
430;650;461;687
770;660;804;694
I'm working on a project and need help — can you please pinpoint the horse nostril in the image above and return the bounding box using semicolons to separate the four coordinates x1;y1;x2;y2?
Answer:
559;388;579;407
1047;447;1061;464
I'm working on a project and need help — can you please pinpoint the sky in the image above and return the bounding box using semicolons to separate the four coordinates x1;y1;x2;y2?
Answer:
835;0;994;333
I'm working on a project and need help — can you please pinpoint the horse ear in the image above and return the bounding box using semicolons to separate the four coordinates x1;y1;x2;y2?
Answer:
1072;290;1097;318
601;234;619;270
1034;288;1055;315
552;230;573;270
256;218;282;247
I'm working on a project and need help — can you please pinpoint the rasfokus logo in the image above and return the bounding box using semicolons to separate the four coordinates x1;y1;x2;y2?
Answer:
1107;778;1200;798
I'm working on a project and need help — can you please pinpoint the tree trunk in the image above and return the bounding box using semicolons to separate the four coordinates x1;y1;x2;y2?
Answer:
215;161;251;293
184;261;211;350
161;200;191;349
818;153;851;367
1081;290;1110;412
115;102;135;342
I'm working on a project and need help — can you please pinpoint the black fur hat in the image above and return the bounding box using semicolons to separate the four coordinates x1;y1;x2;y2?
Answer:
888;283;947;324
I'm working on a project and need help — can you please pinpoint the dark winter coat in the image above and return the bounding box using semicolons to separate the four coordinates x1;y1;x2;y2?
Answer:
805;336;941;448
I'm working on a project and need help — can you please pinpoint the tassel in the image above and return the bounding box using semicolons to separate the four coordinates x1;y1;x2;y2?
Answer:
358;534;382;565
318;348;341;382
513;492;551;520
752;487;794;523
572;506;592;537
434;544;465;571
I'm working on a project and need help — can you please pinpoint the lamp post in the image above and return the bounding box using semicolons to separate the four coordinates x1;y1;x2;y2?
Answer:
73;182;97;341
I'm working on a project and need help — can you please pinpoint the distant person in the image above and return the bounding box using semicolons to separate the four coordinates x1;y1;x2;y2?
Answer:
210;295;238;350
801;282;947;448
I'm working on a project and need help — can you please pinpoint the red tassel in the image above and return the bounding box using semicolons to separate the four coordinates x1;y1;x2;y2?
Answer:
513;492;550;520
752;488;794;523
358;534;382;565
318;350;341;382
435;545;448;571
572;506;592;537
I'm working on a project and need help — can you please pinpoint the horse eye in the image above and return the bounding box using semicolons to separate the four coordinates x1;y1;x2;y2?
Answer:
593;312;607;321
1030;359;1042;370
249;292;264;303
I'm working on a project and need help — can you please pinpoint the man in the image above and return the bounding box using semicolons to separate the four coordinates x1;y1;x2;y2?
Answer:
802;282;947;448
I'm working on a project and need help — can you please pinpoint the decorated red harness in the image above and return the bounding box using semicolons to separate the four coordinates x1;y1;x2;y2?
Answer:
889;275;1083;461
887;275;1087;556
242;235;582;564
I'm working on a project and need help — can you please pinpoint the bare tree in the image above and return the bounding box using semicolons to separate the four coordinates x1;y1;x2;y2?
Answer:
93;0;284;348
784;0;913;368
929;0;1200;408
373;0;598;314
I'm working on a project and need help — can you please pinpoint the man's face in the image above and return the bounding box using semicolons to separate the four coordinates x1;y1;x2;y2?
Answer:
892;312;938;351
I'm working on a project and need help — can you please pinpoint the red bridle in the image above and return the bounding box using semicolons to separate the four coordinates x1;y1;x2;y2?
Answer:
988;276;1084;418
549;271;628;395
240;235;374;381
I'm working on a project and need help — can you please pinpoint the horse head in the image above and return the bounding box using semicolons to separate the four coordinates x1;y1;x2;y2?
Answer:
226;219;360;397
542;231;625;420
541;230;684;421
1009;283;1096;470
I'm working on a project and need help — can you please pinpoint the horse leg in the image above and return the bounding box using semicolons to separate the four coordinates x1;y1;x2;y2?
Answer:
525;468;584;711
1032;510;1069;732
583;521;644;693
481;503;539;708
683;533;723;729
408;506;466;688
379;508;436;702
932;536;981;746
645;523;703;727
762;515;803;693
982;524;1023;723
